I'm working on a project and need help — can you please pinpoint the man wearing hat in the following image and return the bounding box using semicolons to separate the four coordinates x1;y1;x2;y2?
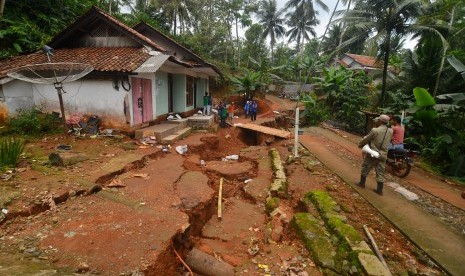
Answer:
357;114;393;195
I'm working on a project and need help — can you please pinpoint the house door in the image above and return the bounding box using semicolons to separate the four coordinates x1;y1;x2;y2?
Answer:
168;73;173;113
132;77;153;125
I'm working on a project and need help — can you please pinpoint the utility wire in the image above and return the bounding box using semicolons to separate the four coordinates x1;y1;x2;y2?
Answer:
294;0;341;112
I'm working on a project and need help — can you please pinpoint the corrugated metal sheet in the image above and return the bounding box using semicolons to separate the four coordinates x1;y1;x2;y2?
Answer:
134;54;170;73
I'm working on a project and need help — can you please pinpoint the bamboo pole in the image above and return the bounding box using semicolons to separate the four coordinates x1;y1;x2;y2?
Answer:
218;177;223;220
363;225;392;276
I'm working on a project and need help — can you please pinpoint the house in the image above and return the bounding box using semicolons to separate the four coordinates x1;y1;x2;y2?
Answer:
0;6;221;129
333;53;396;84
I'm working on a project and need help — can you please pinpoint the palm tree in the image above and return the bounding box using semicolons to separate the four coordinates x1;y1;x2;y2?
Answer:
321;23;343;56
286;6;318;56
284;0;329;19
344;0;438;107
256;0;286;63
159;0;194;35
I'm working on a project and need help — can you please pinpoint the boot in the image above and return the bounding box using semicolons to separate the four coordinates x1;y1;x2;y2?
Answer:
357;175;366;188
373;182;383;195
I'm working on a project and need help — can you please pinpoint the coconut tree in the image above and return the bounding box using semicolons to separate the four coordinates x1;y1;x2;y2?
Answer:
159;0;195;35
344;0;440;107
286;6;318;56
256;0;286;63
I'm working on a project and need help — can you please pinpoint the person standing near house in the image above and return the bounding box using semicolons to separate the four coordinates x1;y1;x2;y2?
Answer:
203;92;209;115
218;101;227;127
227;102;236;124
244;100;250;118
356;114;393;195
388;115;404;150
250;100;258;122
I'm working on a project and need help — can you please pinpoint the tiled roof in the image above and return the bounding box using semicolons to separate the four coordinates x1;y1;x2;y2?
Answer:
345;53;382;68
0;47;151;78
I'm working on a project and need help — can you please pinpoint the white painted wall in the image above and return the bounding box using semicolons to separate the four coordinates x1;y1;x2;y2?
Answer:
31;79;129;127
2;80;34;116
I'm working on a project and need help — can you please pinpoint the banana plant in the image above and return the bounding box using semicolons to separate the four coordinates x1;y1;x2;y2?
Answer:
228;69;262;100
312;66;353;109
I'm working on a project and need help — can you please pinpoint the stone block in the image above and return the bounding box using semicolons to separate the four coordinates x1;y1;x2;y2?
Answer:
358;253;390;276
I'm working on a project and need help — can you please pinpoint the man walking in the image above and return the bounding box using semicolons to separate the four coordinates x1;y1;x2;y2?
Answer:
357;114;393;195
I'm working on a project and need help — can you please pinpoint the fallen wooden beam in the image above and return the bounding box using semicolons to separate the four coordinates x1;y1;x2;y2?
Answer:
218;177;223;220
49;152;89;166
185;248;234;276
235;123;291;139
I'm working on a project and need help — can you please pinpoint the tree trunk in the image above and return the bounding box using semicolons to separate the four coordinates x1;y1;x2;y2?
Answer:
433;5;456;97
173;11;177;35
236;17;240;67
380;34;391;107
49;152;89;166
336;0;352;60
0;0;6;18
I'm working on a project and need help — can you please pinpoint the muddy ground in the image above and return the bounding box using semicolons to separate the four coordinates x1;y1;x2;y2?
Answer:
0;97;448;275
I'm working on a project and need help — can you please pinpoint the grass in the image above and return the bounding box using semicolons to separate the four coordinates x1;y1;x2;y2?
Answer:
0;137;25;168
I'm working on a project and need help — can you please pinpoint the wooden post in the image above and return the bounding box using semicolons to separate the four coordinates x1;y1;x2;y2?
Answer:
363;225;392;275
54;83;68;135
217;177;223;220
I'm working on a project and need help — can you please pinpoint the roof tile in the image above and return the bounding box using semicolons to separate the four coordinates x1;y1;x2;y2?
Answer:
0;47;151;78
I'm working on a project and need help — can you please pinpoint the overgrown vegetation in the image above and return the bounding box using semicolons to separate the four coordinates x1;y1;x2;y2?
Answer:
0;137;25;168
2;107;62;136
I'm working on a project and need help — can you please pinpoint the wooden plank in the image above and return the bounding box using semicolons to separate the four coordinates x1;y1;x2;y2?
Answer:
235;123;291;138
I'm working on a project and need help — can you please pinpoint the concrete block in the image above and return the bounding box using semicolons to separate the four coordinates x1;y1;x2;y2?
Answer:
358;253;391;276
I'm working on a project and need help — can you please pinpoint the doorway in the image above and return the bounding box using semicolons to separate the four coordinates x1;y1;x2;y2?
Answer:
132;77;153;125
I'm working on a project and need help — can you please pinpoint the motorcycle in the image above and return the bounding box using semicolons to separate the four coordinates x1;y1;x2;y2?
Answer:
386;145;420;178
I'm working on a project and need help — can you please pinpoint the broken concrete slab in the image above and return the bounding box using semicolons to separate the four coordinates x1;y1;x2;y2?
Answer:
176;171;214;209
205;160;254;176
291;213;337;271
202;198;266;242
358;253;391;276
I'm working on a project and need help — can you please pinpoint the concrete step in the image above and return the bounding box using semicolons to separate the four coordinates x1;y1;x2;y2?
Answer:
161;127;192;145
135;123;182;141
187;115;214;130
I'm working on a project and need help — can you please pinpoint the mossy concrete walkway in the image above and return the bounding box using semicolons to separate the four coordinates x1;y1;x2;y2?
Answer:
298;127;465;276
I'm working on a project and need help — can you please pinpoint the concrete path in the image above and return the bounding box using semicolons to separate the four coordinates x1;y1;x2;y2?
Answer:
298;127;465;276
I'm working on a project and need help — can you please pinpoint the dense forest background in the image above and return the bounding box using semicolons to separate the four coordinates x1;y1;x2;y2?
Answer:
1;0;465;178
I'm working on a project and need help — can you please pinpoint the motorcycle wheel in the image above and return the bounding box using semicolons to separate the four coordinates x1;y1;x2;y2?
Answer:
390;158;411;178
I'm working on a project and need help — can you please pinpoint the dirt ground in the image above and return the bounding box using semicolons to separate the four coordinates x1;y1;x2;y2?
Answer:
0;96;450;275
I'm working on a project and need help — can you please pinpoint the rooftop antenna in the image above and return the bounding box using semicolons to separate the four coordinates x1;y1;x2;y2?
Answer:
8;45;93;134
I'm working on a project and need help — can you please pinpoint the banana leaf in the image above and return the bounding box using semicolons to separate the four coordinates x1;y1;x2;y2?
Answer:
413;87;436;107
447;55;465;81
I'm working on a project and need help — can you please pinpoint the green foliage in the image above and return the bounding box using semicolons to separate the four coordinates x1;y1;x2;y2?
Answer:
301;93;329;126
228;69;262;99
332;73;372;132
0;137;25;168
0;0;98;58
313;66;353;110
5;108;62;136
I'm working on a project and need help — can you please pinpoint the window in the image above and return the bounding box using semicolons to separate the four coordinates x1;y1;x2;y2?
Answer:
186;76;194;106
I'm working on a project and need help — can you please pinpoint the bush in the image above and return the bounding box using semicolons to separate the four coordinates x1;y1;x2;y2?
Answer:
6;107;62;136
0;137;25;168
332;73;372;132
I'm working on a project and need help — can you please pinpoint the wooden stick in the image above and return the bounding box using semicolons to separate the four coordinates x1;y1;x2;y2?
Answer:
218;177;223;220
363;225;392;276
170;240;193;276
